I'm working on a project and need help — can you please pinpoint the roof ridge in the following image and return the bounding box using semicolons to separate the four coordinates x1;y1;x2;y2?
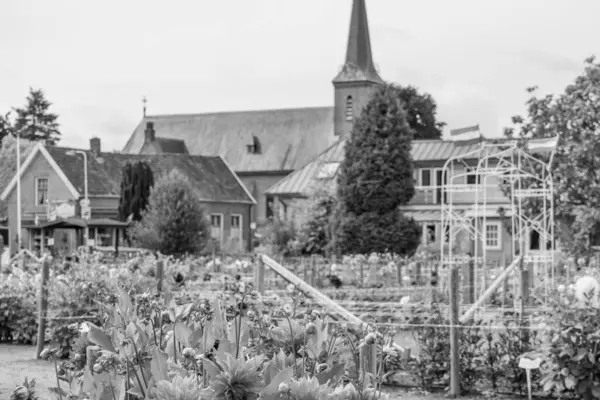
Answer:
146;105;333;119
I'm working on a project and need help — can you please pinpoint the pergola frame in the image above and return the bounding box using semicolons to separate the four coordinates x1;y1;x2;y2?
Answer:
440;139;556;306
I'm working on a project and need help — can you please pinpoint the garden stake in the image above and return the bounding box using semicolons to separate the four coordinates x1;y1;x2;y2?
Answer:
36;256;50;359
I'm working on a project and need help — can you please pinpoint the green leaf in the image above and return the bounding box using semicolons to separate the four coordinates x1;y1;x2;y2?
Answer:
261;367;293;398
565;375;577;390
174;322;191;347
176;303;194;320
202;359;221;380
150;348;168;382
316;363;345;386
88;324;116;353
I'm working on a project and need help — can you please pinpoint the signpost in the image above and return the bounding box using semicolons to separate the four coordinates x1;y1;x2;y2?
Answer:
519;355;541;400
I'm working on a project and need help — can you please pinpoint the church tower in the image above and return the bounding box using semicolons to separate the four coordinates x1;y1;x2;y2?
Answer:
333;0;384;137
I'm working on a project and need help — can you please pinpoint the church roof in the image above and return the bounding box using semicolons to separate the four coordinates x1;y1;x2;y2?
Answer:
121;107;335;173
333;0;383;84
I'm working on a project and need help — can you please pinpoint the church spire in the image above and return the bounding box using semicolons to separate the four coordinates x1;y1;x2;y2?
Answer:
333;0;383;84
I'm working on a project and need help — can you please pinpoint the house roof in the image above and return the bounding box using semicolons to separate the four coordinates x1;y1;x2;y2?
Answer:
121;107;336;172
266;138;485;197
45;147;255;204
266;139;346;197
0;143;255;205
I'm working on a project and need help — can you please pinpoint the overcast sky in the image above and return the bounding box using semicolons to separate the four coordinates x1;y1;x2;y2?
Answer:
1;0;599;151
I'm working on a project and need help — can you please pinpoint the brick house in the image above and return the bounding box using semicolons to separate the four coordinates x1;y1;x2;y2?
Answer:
121;0;381;227
0;138;255;255
265;135;516;263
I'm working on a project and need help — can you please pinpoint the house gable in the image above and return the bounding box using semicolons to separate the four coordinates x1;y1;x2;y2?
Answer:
0;144;79;202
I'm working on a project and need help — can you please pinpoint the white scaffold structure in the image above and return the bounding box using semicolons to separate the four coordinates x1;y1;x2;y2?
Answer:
440;136;558;307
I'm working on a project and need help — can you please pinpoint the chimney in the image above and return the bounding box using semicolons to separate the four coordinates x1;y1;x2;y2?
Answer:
145;121;155;143
90;137;101;155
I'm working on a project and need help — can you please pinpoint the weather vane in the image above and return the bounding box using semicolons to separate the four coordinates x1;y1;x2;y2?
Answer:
142;96;148;117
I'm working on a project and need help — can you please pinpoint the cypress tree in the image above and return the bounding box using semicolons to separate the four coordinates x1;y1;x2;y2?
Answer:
118;161;154;222
335;84;423;256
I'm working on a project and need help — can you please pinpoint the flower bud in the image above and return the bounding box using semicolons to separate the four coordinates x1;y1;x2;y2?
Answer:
278;382;290;393
365;332;377;345
305;322;317;335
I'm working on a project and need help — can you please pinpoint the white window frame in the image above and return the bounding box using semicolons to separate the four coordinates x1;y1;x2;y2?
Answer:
422;223;437;245
230;213;243;248
433;168;446;204
210;213;224;244
419;168;433;187
34;177;49;206
484;221;502;250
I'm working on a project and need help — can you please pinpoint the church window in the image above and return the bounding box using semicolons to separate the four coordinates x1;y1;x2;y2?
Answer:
345;96;353;121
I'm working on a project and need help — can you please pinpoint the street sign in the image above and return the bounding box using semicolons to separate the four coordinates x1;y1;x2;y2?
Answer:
80;198;90;208
81;206;91;220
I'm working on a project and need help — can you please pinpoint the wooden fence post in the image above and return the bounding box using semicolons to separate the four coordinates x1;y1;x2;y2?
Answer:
449;266;460;397
396;259;402;287
303;258;308;282
415;258;421;285
156;258;164;293
462;257;475;304
254;256;265;294
36;256;51;359
359;343;378;377
359;263;364;288
0;235;4;273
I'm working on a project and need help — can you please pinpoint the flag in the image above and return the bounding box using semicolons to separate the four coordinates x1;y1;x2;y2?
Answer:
527;136;558;154
449;124;481;141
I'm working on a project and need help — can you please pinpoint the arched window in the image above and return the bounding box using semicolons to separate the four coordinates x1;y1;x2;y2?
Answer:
345;96;353;121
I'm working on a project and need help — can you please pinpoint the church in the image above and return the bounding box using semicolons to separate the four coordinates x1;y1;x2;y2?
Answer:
121;0;382;226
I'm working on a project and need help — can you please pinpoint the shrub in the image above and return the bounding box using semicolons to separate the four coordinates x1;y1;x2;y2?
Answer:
300;186;337;256
407;304;450;390
0;272;37;344
540;290;600;399
130;169;210;256
496;319;542;395
256;218;300;256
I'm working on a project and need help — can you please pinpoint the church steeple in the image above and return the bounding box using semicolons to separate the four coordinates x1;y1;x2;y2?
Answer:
332;0;384;137
333;0;383;85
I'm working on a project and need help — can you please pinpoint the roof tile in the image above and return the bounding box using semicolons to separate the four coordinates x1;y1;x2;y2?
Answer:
266;138;486;197
46;147;253;204
122;107;336;172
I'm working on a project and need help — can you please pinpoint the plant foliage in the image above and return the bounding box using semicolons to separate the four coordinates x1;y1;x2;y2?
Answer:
503;56;600;255
118;161;155;222
130;169;210;256
335;84;427;256
11;87;62;145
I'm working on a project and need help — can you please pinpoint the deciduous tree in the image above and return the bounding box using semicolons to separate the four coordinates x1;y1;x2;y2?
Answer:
504;56;600;254
130;169;210;256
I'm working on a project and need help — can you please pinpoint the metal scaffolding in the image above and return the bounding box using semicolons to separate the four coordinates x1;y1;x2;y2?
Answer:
440;138;557;306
